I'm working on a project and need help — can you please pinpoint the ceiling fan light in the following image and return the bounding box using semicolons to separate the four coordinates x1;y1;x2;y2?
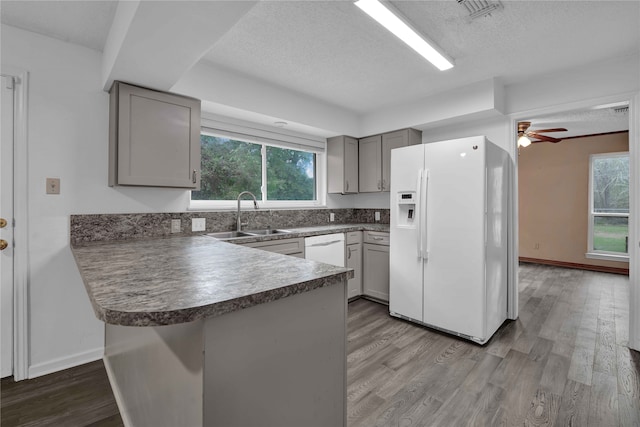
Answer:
518;135;531;147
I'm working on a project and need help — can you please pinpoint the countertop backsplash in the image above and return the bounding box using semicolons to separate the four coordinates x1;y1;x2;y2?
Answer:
70;208;390;246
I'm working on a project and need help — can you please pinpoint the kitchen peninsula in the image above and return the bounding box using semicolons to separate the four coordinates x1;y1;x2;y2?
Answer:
72;235;352;427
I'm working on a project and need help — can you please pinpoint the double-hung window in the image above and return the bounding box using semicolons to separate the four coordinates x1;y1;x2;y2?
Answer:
190;119;325;209
587;151;629;260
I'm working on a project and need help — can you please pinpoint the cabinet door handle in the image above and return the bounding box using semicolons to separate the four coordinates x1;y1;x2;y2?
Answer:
192;169;197;184
377;180;381;190
346;180;349;191
347;247;352;259
382;179;386;190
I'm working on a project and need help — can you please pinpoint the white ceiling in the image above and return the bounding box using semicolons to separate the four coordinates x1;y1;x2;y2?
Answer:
1;0;638;137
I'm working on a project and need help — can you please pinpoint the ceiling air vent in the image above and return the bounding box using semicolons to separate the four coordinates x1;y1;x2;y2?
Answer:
613;106;629;114
457;0;503;20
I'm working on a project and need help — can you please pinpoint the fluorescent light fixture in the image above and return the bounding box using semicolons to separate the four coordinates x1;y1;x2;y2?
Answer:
354;0;454;71
518;135;531;147
591;101;629;110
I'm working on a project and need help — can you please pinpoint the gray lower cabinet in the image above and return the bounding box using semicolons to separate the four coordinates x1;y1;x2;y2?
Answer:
362;231;390;302
109;81;201;189
327;135;359;194
345;231;362;299
239;237;305;258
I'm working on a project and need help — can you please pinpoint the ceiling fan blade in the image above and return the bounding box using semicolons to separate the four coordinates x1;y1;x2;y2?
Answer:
518;121;531;133
529;133;562;143
529;128;568;133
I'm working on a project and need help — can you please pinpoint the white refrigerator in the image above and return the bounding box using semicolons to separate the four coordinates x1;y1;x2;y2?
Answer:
389;136;509;344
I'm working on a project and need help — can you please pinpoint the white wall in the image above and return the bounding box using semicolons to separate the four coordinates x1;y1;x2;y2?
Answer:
504;54;640;115
1;25;192;377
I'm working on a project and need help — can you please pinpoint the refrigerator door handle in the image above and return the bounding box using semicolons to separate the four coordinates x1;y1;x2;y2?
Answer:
422;170;430;260
416;169;423;259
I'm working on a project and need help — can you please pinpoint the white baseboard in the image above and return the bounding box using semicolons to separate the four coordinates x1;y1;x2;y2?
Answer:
27;347;104;379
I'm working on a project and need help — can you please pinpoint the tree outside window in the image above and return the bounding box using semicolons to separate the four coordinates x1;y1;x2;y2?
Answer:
192;134;316;202
590;152;629;255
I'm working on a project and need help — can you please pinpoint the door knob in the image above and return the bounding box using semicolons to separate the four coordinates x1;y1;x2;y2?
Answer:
0;218;6;228
0;239;7;251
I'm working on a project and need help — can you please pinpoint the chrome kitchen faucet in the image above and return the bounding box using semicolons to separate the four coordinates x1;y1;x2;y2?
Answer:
236;191;259;231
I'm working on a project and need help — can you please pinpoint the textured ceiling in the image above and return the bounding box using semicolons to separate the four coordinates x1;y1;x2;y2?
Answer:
202;0;640;113
0;0;116;52
1;0;638;135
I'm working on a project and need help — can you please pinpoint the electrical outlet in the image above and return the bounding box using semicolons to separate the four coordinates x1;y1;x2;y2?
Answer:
330;212;335;222
192;218;206;232
375;211;381;221
46;178;60;195
171;219;181;233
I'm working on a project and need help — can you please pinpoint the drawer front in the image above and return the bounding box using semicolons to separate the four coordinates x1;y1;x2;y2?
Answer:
241;238;304;256
364;231;389;246
346;231;362;245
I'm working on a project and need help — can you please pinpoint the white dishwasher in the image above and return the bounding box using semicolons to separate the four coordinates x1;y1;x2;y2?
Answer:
304;233;345;267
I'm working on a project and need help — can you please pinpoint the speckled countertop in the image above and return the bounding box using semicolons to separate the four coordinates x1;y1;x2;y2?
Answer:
72;224;388;327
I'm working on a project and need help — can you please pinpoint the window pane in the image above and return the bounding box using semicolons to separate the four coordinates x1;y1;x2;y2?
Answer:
593;216;628;253
192;135;262;200
266;146;315;201
592;155;629;213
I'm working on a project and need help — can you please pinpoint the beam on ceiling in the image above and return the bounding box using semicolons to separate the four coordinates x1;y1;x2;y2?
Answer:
101;0;257;91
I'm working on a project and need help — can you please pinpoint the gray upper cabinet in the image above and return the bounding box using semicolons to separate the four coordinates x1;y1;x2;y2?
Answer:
382;129;422;191
358;135;382;192
359;129;421;193
327;135;359;194
109;81;201;189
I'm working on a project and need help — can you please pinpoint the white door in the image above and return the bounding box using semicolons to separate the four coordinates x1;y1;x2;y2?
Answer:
1;76;15;378
422;137;487;339
389;144;424;321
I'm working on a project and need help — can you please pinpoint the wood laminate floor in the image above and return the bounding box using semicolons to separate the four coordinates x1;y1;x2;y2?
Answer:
2;264;639;426
348;264;640;426
1;360;123;426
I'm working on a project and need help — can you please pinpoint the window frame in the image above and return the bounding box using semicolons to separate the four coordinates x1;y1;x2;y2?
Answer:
586;151;630;261
189;128;326;210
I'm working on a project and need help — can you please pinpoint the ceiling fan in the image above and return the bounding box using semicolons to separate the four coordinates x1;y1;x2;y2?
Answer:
517;121;567;147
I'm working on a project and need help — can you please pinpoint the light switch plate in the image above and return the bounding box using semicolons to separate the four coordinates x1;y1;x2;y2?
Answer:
171;219;181;233
46;178;60;194
375;211;381;221
192;218;206;232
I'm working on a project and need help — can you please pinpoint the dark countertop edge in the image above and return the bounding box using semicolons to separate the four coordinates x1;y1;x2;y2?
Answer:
94;271;353;327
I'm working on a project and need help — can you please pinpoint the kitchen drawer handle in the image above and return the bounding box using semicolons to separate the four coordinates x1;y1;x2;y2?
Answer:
372;236;384;241
308;240;342;247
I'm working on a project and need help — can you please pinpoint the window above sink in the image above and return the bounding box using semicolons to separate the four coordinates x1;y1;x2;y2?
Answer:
189;115;328;211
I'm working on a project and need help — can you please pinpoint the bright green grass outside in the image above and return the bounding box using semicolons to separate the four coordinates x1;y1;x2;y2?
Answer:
594;223;628;253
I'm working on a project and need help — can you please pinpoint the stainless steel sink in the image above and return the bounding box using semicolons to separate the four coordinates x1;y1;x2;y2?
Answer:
208;229;292;240
208;231;255;239
243;229;291;236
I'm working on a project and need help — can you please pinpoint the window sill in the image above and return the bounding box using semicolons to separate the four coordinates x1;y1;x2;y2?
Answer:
188;200;326;211
585;252;629;262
